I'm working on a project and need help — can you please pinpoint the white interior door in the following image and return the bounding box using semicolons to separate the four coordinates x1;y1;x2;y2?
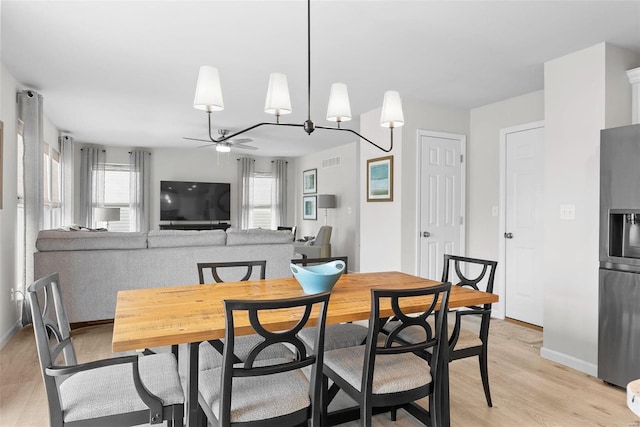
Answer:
417;131;465;280
503;123;544;326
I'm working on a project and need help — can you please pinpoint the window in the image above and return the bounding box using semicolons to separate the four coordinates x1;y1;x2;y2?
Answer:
98;163;130;232
248;172;274;229
43;143;62;229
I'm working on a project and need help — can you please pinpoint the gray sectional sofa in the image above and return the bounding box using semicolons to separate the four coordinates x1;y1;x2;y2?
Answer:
34;228;296;323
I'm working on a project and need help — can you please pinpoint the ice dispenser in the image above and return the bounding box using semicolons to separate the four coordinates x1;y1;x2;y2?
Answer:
609;209;640;259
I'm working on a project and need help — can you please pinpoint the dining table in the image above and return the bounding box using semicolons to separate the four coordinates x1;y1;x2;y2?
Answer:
112;271;498;427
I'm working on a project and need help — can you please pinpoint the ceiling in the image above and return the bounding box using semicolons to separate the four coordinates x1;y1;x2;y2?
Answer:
2;1;639;158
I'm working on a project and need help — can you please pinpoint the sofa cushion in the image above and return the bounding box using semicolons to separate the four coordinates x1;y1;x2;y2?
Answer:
147;229;226;248
226;228;294;246
36;230;147;251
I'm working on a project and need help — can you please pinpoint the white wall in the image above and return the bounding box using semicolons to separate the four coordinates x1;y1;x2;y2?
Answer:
359;107;403;272
467;91;545;261
72;145;295;230
294;142;359;270
0;64;22;347
541;43;640;375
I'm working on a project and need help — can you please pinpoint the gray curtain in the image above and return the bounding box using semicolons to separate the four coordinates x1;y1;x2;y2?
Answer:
17;90;44;326
236;157;254;229
271;159;288;227
79;147;106;228
129;150;151;232
60;136;74;226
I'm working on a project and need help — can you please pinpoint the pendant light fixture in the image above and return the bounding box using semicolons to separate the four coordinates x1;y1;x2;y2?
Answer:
192;0;404;152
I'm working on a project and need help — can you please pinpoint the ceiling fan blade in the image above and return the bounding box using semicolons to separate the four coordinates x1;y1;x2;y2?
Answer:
183;137;213;143
229;138;253;144
233;144;258;150
197;143;216;148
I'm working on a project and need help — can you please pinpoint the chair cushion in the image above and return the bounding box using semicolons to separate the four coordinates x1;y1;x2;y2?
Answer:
299;323;369;351
59;353;183;422
198;358;310;423
383;317;482;350
199;335;294;370
323;345;432;394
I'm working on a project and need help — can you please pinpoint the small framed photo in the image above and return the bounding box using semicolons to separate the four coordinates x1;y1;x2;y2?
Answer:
303;168;317;194
367;155;394;202
303;195;317;220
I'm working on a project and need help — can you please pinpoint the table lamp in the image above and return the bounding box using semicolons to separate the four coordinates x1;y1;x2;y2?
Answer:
317;194;336;226
95;207;120;230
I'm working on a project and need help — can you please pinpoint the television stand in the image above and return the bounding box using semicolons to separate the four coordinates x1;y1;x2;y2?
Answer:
159;223;230;231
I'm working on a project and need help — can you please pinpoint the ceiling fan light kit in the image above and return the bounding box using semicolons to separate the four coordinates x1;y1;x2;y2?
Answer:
192;0;403;152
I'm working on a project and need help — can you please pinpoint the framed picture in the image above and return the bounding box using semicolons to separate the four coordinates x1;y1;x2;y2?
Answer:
303;168;317;194
367;155;394;202
303;195;317;220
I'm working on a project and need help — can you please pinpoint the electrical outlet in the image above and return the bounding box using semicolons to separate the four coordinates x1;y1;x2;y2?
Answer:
560;204;576;220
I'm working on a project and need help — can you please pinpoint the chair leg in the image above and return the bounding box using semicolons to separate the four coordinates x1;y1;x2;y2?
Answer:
390;406;397;421
479;350;493;407
361;398;373;427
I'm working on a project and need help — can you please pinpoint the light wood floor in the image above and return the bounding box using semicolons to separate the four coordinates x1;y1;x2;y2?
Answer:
0;319;635;426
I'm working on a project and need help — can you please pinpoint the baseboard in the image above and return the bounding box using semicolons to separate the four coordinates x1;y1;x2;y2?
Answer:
540;346;598;377
0;319;22;351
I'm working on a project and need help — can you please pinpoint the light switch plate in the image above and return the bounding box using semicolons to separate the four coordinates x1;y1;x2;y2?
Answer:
560;204;576;220
492;206;499;217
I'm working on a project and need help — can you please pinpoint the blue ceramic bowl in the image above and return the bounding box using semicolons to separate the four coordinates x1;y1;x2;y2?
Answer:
290;260;346;294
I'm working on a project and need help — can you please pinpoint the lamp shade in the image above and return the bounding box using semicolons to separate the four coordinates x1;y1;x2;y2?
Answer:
317;194;336;209
95;207;120;222
326;83;352;122
194;66;224;112
380;90;404;128
264;72;292;115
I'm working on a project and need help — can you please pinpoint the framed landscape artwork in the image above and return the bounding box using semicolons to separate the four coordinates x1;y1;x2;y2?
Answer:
367;155;393;202
303;195;317;220
303;168;317;194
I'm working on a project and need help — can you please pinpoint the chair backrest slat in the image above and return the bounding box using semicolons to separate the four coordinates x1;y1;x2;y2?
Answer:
441;254;497;310
197;260;267;284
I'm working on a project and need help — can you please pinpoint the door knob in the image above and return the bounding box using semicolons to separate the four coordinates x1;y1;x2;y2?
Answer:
422;231;431;238
504;232;514;239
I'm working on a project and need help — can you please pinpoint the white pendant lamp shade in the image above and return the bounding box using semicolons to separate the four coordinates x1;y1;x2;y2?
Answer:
194;66;224;112
326;83;352;122
380;90;404;128
264;73;292;115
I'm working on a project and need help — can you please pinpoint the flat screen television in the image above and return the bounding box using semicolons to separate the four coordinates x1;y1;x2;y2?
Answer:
160;181;231;221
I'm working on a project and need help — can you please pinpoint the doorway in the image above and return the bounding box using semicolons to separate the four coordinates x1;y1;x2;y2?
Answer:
499;121;544;326
416;130;466;280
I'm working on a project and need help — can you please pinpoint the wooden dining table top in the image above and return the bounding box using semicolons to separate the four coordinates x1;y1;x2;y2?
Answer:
112;271;499;353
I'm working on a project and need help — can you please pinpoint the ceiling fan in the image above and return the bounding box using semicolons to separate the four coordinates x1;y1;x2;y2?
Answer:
183;129;258;152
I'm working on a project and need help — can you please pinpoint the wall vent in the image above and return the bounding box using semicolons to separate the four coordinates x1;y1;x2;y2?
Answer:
322;156;341;169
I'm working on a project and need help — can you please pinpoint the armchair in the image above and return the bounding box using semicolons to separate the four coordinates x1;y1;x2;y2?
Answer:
294;226;332;258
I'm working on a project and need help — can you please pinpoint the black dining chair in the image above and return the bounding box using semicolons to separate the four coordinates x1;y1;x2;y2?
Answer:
322;283;452;426
27;273;184;426
194;260;292;369
198;292;331;426
383;254;498;407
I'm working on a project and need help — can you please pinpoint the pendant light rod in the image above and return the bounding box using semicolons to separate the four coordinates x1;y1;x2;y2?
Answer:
195;0;403;153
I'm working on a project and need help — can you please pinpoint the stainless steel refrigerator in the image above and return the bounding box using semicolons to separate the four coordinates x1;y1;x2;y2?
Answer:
599;123;640;388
